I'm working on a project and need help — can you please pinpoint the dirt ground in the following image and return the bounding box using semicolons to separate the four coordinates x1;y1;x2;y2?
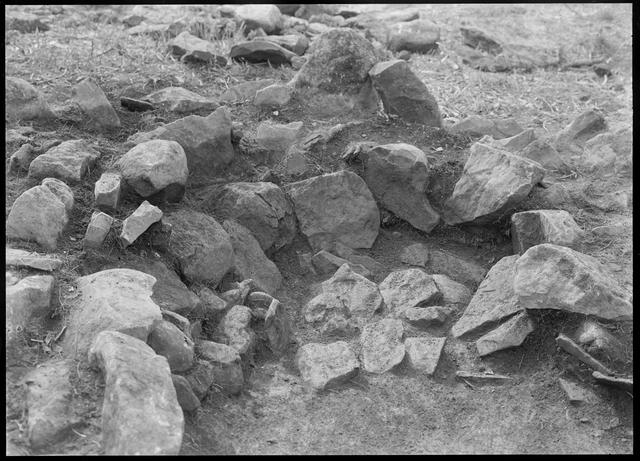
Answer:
5;3;633;455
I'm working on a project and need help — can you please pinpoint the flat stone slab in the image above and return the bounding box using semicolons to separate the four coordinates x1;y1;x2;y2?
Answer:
6;248;63;271
28;140;101;183
475;311;535;356
230;40;296;66
143;87;219;113
379;268;441;313
296;341;359;390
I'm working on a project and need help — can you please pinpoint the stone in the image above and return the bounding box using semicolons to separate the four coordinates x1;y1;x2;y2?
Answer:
554;109;607;152
255;34;309;55
246;291;274;310
460;27;503;54
143;87;219;114
443;143;545;225
363;143;440;232
403;306;452;327
255;121;304;164
235;4;282;34
184;359;216;401
197;341;244;395
127;106;233;178
307;22;331;35
558;378;596;403
94;172;122;212
400;243;487;286
128;22;187;39
517;139;569;172
511;210;584;254
591;372;633;393
222;219;282;295
171;374;200;412
264;298;291;355
121;96;155;112
291;55;306;70
309;13;345;27
218;79;276;104
556;333;612;376
475;311;535;356
253;83;293;108
285;170;380;251
147;320;195;373
304;264;383;333
404;337;446;375
296;341;359;390
6;13;50;33
115;140;188;203
431;274;472;306
169;31;226;65
230;41;296;65
514;244;632;321
311;250;371;278
88;331;183;455
119;201;163;247
368;60;441;127
450;116;524;139
455;371;512;384
8;143;38;173
162;310;191;337
198;287;227;318
360;318;405;374
282;148;311;176
40;177;74;213
6;275;55;341
84;211;113;249
451;255;522;338
387;19;440;53
63;269;162;358
28;140;101;183
72;79;121;130
221;305;255;356
379;268;441;313
575;319;626;363
164;210;234;286
6;185;69;251
276;4;300;15
5;248;63;272
204;181;296;253
5;77;56;121
24;359;73;449
485;128;537;152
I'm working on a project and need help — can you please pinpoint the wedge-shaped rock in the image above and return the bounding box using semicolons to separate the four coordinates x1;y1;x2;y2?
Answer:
379;268;441;313
514;244;632;321
120;201;163;247
404;337;446;375
169;31;226;65
296;341;359;390
143;87;219;113
64;269;162;357
360;318;405;374
73;79;121;130
28;140;101;183
363;143;440;232
230;41;296;65
432;274;472;306
475;311;535;356
554;109;606;152
6;248;63;271
443;143;545;225
285;170;380;251
511;209;584;254
451;255;522;338
89;331;183;455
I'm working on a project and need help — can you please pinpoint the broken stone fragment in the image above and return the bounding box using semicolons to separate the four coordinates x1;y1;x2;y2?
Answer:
360;318;405;374
475;311;535;356
94;172;122;212
296;341;359;390
84;211;114;249
120;201;163;247
404;336;446;375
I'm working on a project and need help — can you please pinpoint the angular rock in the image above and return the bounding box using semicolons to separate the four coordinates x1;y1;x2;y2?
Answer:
127;106;233;178
143;87;219;113
255;121;303;164
482;128;536;152
169;31;226;65
171;374;201;412
460;27;503;54
360;319;405;374
369;60;441;127
296;341;359;390
185;360;215;400
148;320;195;373
514;244;632;321
89;331;183;455
363;143;440;232
63;269;162;358
404;337;446;375
311;250;371;278
25;359;73;449
5;77;56;121
198;287;227;318
119;201;163;247
556;334;612;375
8;143;38;173
5;248;63;272
221;305;255;356
403;306;452;327
84;211;113;249
222;219;282;295
40;177;74;212
475;311;535;356
162;310;191;336
230;41;296;65
255;34;309;55
115;140;188;203
164;210;234;286
218;79;275;104
204;181;295;253
254;83;293;108
304;264;383;333
94;172;122;212
575;319;626;363
554;109;607;152
285;170;380;251
450;116;524;139
511;209;584;254
432;274;472;306
72;79;121;130
387;19;440;53
120;96;155;112
6;275;55;341
264;298;291;355
400;243;487;286
379;268;441;313
6;185;69;251
451;255;522;338
28;140;101;183
197;341;244;395
558;378;596;403
591;372;633;393
443;143;545;225
235;4;282;33
517;139;569;172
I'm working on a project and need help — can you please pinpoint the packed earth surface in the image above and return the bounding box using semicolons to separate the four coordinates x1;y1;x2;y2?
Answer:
5;3;633;455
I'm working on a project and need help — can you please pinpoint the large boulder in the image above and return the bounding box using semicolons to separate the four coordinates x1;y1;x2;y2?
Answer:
5;77;56;121
203;181;296;253
127;106;233;178
72;78;121;130
368;59;441;127
89;331;183;455
360;318;405;374
513;244;632;321
511;209;584;254
115;139;188;203
28;140;101;183
363;143;440;232
387;19;440;53
379;268;441;314
143;87;219;114
443;143;545;225
163;210;234;286
296;341;359;390
285;170;380;251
